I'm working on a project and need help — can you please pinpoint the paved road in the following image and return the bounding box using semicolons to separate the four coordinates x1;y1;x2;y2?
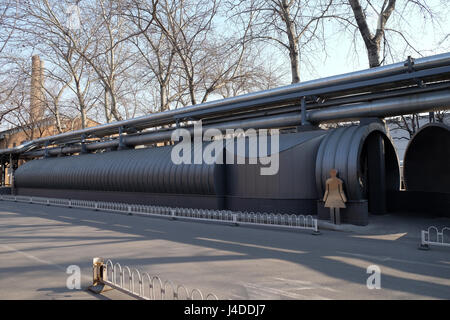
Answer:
0;201;449;300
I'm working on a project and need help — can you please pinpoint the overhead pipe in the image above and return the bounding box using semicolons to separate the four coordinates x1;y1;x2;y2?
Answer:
194;81;450;126
307;90;450;123
22;112;304;158
23;89;450;158
306;81;450;110
6;52;450;153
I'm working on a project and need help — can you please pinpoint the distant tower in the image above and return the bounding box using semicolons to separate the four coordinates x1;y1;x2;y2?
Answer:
30;55;45;123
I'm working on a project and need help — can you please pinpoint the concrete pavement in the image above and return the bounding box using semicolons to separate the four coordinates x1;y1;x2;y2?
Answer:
0;201;449;300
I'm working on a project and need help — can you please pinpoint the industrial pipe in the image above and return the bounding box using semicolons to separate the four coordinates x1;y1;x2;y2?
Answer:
23;112;304;158
307;90;450;123
6;52;450;153
22;89;450;158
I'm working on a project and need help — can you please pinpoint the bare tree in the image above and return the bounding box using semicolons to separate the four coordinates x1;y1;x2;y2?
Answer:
0;0;17;54
146;0;280;108
348;0;396;68
2;0;446;139
7;1;100;129
389;114;421;140
151;0;221;105
344;0;444;67
345;0;447;139
227;0;335;84
126;0;178;112
216;49;283;98
1;58;50;141
0;0;21;122
30;0;157;122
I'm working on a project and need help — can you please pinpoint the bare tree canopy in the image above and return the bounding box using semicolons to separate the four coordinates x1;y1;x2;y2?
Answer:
0;0;447;137
226;0;336;84
339;0;448;67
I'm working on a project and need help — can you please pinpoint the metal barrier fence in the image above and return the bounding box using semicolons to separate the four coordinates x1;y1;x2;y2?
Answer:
0;194;319;233
91;258;218;300
420;226;450;250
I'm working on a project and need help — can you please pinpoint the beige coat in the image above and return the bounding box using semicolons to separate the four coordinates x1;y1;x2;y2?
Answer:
323;177;347;208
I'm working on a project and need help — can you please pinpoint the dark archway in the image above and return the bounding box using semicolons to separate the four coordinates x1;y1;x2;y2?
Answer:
359;131;400;214
404;123;450;193
315;123;400;223
387;123;450;217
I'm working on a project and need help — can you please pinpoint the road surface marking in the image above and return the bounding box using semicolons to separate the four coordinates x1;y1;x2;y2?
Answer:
0;243;92;282
326;255;450;286
81;219;106;224
273;277;339;292
113;224;131;229
351;233;407;241
195;237;306;254
243;282;330;300
59;216;76;220
144;228;166;234
337;251;450;270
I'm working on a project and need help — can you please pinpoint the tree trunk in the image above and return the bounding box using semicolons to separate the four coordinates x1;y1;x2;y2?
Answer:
104;89;112;123
188;76;197;105
349;0;382;68
74;78;87;128
54;101;63;133
288;38;300;83
281;0;300;83
109;90;122;121
80;105;87;129
160;82;168;112
367;43;381;68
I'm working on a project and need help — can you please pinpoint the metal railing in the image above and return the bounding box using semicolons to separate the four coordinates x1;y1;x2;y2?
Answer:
100;259;218;300
420;226;450;250
0;194;319;233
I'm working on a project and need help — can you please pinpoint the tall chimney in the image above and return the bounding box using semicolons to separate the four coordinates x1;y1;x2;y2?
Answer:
30;55;45;123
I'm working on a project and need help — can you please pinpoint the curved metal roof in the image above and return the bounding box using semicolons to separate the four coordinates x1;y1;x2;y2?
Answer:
15;144;225;195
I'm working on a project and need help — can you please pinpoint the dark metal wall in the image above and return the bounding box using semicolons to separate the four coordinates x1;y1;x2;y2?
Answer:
225;130;327;214
404;123;450;193
15;143;225;196
226;130;327;199
14;123;401;219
